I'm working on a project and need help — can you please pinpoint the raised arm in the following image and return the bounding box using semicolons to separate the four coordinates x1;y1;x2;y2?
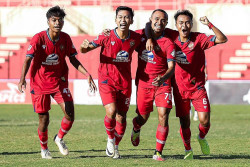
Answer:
69;56;97;92
152;61;175;87
80;39;97;53
145;22;154;51
200;16;228;44
18;56;33;93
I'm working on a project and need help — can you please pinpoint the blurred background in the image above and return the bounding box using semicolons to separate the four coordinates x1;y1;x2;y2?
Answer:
0;0;249;105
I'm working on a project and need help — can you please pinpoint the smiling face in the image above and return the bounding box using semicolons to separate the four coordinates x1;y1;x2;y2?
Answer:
48;16;64;33
175;14;193;39
115;10;133;32
150;11;168;35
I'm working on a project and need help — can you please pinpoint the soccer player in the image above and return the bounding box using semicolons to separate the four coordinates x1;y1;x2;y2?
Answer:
80;6;141;159
130;9;175;161
146;10;227;159
18;6;97;159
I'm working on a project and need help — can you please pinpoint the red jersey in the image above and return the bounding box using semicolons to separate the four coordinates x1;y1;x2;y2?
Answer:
27;30;77;94
92;28;141;89
135;29;176;88
165;28;215;92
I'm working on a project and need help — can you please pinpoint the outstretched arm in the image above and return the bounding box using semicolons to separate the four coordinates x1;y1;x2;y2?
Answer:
152;61;175;86
18;56;33;93
200;16;228;44
80;39;97;53
69;56;97;92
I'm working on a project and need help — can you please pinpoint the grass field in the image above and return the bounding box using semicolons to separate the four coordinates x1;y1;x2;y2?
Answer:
0;104;250;166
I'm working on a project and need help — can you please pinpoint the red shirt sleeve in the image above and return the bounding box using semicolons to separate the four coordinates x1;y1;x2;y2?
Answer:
199;33;216;50
66;35;77;57
164;40;176;62
26;34;40;58
91;33;107;47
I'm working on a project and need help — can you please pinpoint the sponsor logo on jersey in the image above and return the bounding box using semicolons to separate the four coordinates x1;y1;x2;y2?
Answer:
0;83;25;103
175;51;190;64
114;50;129;62
111;41;115;45
28;45;32;51
42;45;46;49
188;42;194;50
42;53;59;65
139;50;156;64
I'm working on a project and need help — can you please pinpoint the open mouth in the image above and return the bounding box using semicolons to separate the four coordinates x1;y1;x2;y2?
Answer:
182;29;188;35
54;26;61;30
120;23;127;29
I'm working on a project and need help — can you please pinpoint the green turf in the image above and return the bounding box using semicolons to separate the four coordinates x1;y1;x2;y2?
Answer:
0;104;249;166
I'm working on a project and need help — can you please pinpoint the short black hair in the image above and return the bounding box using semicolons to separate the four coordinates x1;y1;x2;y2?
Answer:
116;6;134;19
46;6;66;19
174;10;193;22
151;9;168;19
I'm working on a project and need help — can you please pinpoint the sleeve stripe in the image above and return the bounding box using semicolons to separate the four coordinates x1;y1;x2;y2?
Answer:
210;36;216;42
167;59;175;62
91;41;98;47
26;54;34;58
70;53;78;57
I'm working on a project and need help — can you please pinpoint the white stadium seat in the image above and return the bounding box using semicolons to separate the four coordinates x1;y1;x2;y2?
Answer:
223;64;248;71
6;37;28;43
0;44;20;50
235;50;250;56
0;51;13;57
230;57;250;63
217;72;242;79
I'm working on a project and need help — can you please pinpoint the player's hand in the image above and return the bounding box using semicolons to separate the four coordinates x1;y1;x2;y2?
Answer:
81;39;90;49
199;16;210;25
152;75;164;87
18;80;26;93
103;29;111;36
87;75;97;93
146;38;154;51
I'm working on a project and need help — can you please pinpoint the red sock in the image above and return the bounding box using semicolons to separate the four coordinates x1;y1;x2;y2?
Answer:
115;121;127;145
58;117;74;139
104;115;116;139
156;125;168;152
199;124;210;139
180;127;191;150
132;117;142;131
38;129;48;150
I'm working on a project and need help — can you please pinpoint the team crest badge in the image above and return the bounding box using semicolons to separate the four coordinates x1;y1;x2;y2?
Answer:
188;42;194;50
111;41;115;45
28;45;32;51
130;40;135;47
171;49;176;57
60;45;64;50
42;45;46;49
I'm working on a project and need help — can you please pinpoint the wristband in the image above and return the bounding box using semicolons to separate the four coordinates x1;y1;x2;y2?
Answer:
208;22;214;29
85;72;90;77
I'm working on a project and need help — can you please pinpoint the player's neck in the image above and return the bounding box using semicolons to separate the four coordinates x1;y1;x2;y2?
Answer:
48;29;60;42
179;36;189;43
116;28;129;39
152;31;162;39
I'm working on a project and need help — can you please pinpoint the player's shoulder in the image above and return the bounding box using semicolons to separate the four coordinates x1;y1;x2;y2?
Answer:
134;29;144;35
130;30;142;38
60;31;71;39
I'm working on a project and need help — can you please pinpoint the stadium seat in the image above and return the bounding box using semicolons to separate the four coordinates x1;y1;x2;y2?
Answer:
230;57;250;63
0;44;21;50
223;64;248;71
235;50;250;56
217;72;242;79
6;37;28;43
0;51;13;57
